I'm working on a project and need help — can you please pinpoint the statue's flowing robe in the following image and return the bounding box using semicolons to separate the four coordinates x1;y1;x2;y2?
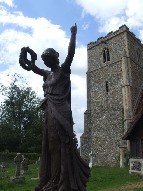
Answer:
39;65;90;191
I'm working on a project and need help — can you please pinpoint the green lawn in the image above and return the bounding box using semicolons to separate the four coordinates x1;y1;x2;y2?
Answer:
87;166;143;191
0;163;38;191
0;164;143;191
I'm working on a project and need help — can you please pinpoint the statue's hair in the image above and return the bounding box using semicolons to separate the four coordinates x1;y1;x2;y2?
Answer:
41;48;59;61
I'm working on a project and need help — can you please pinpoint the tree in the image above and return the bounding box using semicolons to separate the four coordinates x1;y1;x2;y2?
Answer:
0;74;43;153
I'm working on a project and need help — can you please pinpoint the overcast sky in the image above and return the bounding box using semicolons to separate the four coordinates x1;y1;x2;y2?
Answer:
0;0;143;146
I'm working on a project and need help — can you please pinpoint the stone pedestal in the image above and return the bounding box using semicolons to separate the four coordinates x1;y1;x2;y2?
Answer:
129;158;143;175
10;176;25;183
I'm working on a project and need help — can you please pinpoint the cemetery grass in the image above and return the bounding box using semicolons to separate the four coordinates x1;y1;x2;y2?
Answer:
1;164;143;191
87;166;143;191
0;163;38;191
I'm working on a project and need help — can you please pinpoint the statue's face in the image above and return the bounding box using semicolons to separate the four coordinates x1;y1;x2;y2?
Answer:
42;54;57;68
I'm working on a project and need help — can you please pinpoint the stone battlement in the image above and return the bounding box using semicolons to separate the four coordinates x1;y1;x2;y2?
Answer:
87;25;142;50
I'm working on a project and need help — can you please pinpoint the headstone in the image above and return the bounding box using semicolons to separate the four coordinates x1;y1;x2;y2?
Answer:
21;156;29;174
0;162;7;172
0;162;8;179
10;153;25;183
31;157;40;180
36;157;40;179
14;153;23;177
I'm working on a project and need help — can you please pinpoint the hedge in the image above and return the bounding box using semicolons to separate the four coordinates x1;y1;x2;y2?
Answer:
0;152;40;163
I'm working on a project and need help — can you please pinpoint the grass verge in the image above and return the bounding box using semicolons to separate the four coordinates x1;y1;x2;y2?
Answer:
87;166;143;191
1;164;143;191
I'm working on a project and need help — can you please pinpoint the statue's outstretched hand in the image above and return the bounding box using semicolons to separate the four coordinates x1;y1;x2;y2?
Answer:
70;23;77;35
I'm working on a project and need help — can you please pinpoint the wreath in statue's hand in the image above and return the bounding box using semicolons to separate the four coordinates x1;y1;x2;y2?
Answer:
19;47;37;71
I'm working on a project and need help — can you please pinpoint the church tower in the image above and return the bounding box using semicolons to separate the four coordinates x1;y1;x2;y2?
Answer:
80;25;143;165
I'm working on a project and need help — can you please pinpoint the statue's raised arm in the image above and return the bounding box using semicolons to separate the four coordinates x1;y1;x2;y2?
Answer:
19;47;46;77
62;23;77;73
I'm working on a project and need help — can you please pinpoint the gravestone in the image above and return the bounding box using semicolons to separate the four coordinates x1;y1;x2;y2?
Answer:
36;157;40;179
21;156;29;174
0;162;8;179
31;157;40;180
10;153;25;183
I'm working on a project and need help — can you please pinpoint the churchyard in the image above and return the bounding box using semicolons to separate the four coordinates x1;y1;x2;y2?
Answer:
1;155;143;191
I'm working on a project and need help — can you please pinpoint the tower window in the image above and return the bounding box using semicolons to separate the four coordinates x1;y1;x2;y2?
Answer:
136;49;141;64
103;48;110;63
105;81;109;93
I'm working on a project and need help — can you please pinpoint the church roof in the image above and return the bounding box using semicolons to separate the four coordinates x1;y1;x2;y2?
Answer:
123;89;143;140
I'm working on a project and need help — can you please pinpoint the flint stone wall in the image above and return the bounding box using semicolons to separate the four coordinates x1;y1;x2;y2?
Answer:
81;25;143;165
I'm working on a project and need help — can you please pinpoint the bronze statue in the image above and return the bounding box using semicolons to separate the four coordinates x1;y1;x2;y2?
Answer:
19;24;90;191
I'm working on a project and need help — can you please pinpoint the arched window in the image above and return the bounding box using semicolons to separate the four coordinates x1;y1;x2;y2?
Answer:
103;48;110;63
